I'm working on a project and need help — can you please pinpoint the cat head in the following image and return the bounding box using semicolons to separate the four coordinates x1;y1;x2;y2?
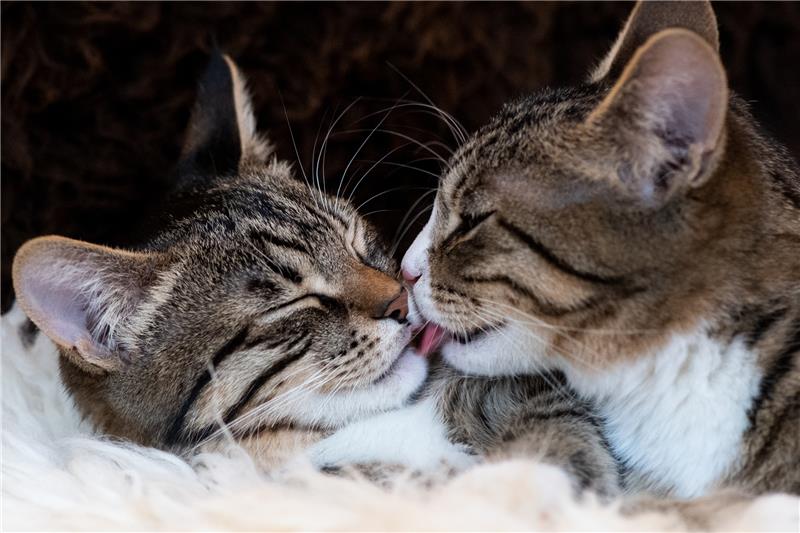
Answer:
13;53;425;447
403;1;748;375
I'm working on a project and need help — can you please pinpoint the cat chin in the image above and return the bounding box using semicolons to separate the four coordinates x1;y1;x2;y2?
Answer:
408;277;554;377
406;268;556;377
370;348;428;393
280;349;429;429
440;321;550;377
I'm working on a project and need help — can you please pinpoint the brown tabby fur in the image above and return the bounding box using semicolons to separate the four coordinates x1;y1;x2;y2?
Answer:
412;1;799;496
12;54;422;463
431;364;622;496
11;48;618;498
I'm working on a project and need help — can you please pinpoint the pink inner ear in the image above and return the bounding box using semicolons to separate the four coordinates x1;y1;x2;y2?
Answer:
631;31;726;149
23;271;91;349
14;237;148;371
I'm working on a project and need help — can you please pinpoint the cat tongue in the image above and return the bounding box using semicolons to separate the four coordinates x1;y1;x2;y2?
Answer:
417;324;448;357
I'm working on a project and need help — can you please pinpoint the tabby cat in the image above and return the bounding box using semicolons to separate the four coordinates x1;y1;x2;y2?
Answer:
12;50;621;490
311;1;799;498
12;53;432;467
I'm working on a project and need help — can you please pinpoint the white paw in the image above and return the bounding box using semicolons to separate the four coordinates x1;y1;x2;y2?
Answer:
306;397;472;473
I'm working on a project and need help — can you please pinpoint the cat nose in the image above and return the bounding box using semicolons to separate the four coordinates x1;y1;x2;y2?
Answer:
376;287;408;322
402;268;420;285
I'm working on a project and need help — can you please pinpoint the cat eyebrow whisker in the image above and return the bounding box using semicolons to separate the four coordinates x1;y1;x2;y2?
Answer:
390;188;438;249
354;186;434;214
315;98;363;213
394;104;468;146
356;160;443;185
390;199;436;257
337;128;451;166
351;107;460;169
337;93;408;202
279;91;317;209
345;142;415;204
385;63;469;144
307;106;331;212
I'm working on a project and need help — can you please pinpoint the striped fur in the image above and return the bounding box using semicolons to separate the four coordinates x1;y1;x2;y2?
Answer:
12;53;427;462
402;1;799;496
430;364;622;496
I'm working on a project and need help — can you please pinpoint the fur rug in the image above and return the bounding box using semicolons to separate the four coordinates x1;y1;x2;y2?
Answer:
2;305;798;531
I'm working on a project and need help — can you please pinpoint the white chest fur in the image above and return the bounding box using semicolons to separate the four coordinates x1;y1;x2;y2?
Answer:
565;330;761;498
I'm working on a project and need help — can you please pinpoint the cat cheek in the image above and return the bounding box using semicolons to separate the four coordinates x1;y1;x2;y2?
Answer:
408;275;438;322
401;216;435;279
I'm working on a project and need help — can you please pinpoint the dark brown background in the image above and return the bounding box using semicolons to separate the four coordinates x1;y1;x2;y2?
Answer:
3;2;799;312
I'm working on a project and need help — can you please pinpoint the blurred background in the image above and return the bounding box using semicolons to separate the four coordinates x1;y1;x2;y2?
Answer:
3;1;799;311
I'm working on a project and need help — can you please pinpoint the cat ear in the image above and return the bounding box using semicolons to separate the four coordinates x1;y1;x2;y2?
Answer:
12;236;158;373
586;29;727;206
176;52;272;189
591;0;719;82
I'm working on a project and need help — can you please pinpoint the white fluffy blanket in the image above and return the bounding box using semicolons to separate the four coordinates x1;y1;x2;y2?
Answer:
2;305;798;531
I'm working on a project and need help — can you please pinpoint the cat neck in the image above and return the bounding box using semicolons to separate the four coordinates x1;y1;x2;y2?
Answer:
562;326;761;498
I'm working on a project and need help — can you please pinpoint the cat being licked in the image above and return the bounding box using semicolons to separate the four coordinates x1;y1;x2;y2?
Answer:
12;53;434;468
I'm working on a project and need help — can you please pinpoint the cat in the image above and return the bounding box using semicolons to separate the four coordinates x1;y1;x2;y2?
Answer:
11;49;623;493
310;0;799;499
11;52;432;468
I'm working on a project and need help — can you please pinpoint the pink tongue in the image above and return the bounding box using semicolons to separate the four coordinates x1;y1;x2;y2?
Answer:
417;324;447;357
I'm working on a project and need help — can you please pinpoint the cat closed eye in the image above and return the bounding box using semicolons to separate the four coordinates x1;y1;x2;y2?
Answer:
276;266;303;285
444;210;496;249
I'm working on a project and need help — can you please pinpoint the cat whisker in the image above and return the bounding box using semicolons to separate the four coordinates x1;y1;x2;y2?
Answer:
475;305;605;373
354;159;443;181
337;128;450;166
344;141;415;203
409;319;432;345
385;64;469;144
279;92;317;207
389;188;437;254
359;209;394;218
336;93;408;201
197;357;328;448
476;297;660;335
209;383;324;447
465;309;581;403
308;106;332;211
354;186;435;214
353;100;465;147
315;98;362;211
390;203;435;256
204;361;240;449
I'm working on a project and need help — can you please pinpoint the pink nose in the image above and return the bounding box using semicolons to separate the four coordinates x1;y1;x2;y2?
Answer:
402;268;420;285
